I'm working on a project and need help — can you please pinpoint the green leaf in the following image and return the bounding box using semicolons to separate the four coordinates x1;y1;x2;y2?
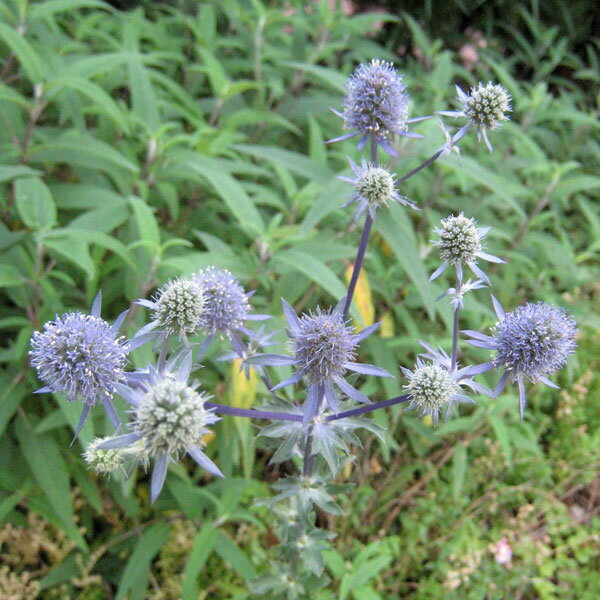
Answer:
29;0;111;20
0;165;40;184
0;22;45;83
44;234;94;279
376;205;438;321
14;177;56;230
177;156;265;237
234;144;333;184
0;264;22;287
115;521;170;600
181;523;219;600
274;249;346;300
0;376;24;438
451;444;468;502
128;55;160;130
302;176;347;231
489;415;512;466
214;532;257;580
130;197;160;247
15;419;86;549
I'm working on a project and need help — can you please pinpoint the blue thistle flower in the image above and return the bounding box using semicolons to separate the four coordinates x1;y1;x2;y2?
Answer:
29;292;129;437
327;59;429;156
97;356;222;503
339;157;416;221
463;297;577;418
133;277;205;348
246;299;392;425
430;213;505;284
439;82;512;153
402;343;489;426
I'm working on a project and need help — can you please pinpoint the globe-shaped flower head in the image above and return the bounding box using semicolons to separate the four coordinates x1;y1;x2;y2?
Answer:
153;277;205;337
328;60;428;155
290;308;358;384
194;267;250;337
29;292;129;435
462;82;511;133
83;437;127;477
97;362;222;502
246;300;392;425
431;213;504;284
464;298;577;418
439;82;511;153
402;348;483;426
340;157;416;221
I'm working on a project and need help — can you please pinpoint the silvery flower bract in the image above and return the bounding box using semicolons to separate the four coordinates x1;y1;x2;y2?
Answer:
327;60;428;155
464;298;577;418
29;292;129;436
246;299;392;425
98;361;222;502
430;213;504;284
339;157;416;221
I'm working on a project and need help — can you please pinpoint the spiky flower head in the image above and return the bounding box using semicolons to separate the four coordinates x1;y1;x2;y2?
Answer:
494;302;577;383
462;82;511;132
134;376;212;459
83;436;126;476
194;267;250;336
343;59;409;142
290;308;358;383
436;213;481;265
152;277;205;337
340;157;415;221
405;362;460;425
29;312;128;405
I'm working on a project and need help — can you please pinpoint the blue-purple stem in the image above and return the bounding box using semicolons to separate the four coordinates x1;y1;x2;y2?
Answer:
450;276;461;371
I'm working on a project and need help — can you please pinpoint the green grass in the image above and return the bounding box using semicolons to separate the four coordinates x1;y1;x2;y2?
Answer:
0;1;598;598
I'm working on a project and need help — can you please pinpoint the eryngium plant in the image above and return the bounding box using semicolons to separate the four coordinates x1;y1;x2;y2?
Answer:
29;58;577;598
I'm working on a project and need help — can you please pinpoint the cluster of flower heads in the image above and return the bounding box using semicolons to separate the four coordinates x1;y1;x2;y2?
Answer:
27;58;577;517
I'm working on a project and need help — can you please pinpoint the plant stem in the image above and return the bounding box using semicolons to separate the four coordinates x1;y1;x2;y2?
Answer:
450;275;461;372
204;401;303;422
326;394;410;420
342;136;378;320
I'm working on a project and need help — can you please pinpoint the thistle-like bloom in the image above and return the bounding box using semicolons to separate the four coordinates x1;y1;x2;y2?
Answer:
439;82;511;152
29;292;129;436
132;267;268;359
327;59;428;156
339;157;416;221
83;437;127;477
402;349;483;426
98;358;222;502
134;277;205;347
246;300;392;425
430;213;504;284
463;297;577;418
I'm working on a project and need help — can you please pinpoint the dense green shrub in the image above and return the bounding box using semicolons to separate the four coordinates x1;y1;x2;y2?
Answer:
0;0;598;598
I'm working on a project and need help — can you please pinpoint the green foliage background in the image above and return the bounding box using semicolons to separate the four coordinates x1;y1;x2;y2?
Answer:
0;0;598;598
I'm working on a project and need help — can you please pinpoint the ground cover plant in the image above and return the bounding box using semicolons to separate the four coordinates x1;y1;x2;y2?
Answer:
1;1;599;598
